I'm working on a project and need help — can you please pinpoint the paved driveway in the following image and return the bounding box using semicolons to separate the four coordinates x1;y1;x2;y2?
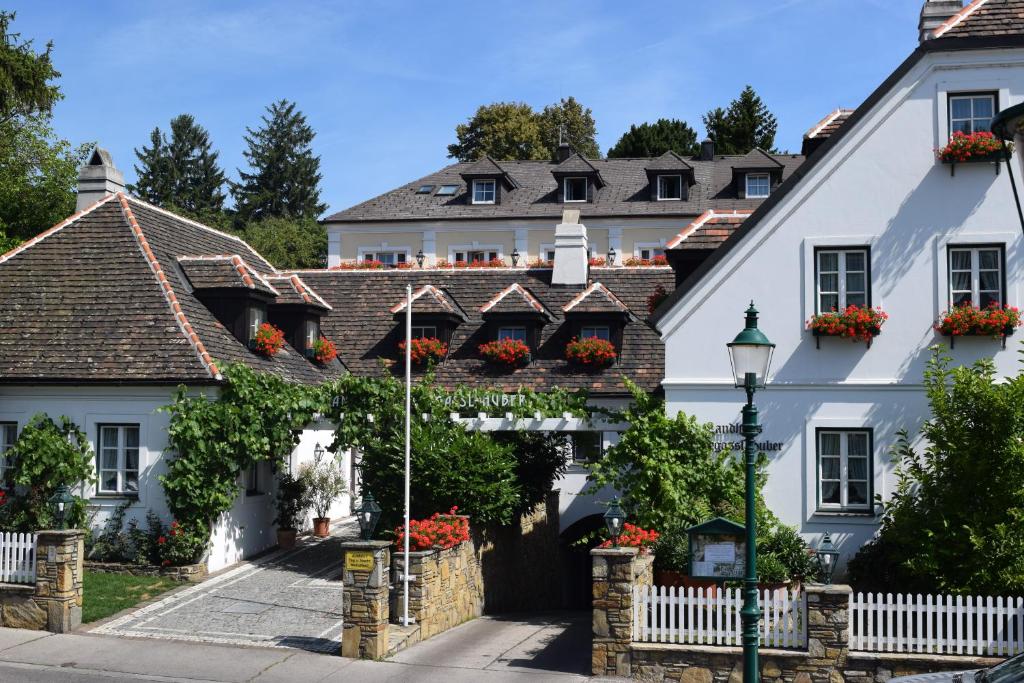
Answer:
91;521;357;654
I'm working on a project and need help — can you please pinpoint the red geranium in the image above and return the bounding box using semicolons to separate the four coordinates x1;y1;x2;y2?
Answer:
937;131;1005;163
478;339;530;368
647;284;668;314
253;322;285;356
565;336;617;367
394;507;469;551
588;256;607;266
807;305;888;343
623;255;669;267
398;337;448;365
936;302;1022;338
311;336;337;363
598;523;659;552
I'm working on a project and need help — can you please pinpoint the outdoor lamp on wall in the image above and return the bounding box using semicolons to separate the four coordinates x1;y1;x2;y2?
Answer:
415;249;426;268
607;245;617;267
816;533;840;585
48;484;75;530
511;248;520;267
603;497;626;547
354;491;382;540
313;443;325;464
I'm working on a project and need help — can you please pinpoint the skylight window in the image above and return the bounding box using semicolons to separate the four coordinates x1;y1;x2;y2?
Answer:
436;184;458;196
416;185;434;194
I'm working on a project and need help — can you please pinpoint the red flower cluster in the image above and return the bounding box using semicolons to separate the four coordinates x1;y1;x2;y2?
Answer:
528;258;553;268
588;256;607;266
623;255;669;267
333;259;387;270
937;131;1004;163
398;336;448;365
646;284;668;314
312;336;338;363
157;535;167;545
936;302;1022;337
451;257;506;269
394;507;469;551
253;322;285;356
565;336;617;367
0;490;8;507
478;338;530;367
598;523;659;551
807;305;888;343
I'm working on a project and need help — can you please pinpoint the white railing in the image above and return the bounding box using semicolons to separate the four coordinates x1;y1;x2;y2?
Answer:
634;585;806;648
0;532;36;584
849;592;1024;656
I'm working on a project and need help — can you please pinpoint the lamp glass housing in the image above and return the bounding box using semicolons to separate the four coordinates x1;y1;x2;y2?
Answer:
511;248;520;267
816;533;840;584
607;246;617;266
354;492;382;540
603;497;626;545
727;302;775;388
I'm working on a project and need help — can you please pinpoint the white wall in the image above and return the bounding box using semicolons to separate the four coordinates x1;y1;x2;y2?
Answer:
659;47;1024;569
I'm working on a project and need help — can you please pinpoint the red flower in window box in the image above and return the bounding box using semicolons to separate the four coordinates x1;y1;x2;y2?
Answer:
528;257;552;268
478;339;530;368
394;507;469;551
623;255;669;267
937;131;1006;163
807;305;888;343
647;284;668;314
253;323;285;356
935;302;1021;338
588;256;607;266
311;336;338;363
333;259;387;270
565;336;617;367
398;337;448;365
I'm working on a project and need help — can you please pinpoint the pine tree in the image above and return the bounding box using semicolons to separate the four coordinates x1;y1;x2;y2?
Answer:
0;11;61;126
232;100;326;223
703;86;778;154
129;127;169;205
607;118;700;158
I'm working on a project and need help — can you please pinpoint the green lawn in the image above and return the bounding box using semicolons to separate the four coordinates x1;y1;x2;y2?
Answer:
82;571;180;624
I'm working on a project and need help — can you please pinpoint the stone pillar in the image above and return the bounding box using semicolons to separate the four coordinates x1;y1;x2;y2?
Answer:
341;540;390;659
591;547;654;678
805;583;852;681
34;529;85;633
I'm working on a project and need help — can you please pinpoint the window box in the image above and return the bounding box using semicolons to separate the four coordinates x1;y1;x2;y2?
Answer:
252;322;285;356
937;131;1008;176
806;305;888;348
935;303;1021;348
398;337;448;366
311;336;337;363
565;336;617;368
478;339;530;369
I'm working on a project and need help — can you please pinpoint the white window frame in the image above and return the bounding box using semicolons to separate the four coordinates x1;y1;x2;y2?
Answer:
471;179;496;204
949;92;996;136
745;173;770;199
948;245;1004;309
580;325;610;340
248;304;266;342
936;79;1009;146
815;248;869;313
448;243;503;265
97;424;141;496
0;422;16;484
497;326;527;342
633;241;666;261
358;245;411;267
817;429;872;512
657;174;683;201
563;177;588;203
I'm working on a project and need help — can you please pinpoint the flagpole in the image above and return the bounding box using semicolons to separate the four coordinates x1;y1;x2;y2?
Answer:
403;284;412;626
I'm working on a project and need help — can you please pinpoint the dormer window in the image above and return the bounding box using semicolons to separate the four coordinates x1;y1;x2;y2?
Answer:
472;180;496;204
304;319;320;351
745;173;770;199
498;326;527;342
657;175;683;201
581;325;611;341
564;177;588;202
248;304;266;342
411;325;437;339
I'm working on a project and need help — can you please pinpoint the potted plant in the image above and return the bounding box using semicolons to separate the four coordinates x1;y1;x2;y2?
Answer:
478;338;531;368
565;336;617;367
298;457;347;538
274;471;308;549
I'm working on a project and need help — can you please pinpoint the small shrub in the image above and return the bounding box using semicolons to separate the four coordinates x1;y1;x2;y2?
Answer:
274;471;308;530
298;457;347;519
156;520;208;567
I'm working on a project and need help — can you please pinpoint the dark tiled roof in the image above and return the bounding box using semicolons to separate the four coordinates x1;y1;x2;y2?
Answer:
934;0;1024;38
554;153;601;175
480;283;554;319
667;210;752;250
644;151;693;173
731;148;784;170
562;282;633;315
390;285;466;320
179;256;279;296
0;194;343;384
324;153;805;223
461;156;507;176
299;268;675;395
266;274;332;311
804;109;854;140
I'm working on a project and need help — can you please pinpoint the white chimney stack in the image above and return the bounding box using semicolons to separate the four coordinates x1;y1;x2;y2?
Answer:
918;0;963;42
76;147;125;211
551;209;589;286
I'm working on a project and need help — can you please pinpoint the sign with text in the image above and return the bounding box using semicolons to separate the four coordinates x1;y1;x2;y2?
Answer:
687;517;746;581
712;423;784;453
443;391;526;410
344;550;375;572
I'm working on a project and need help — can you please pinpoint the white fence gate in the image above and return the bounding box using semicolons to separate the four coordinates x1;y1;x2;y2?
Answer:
849;592;1024;656
634;585;806;648
0;532;37;584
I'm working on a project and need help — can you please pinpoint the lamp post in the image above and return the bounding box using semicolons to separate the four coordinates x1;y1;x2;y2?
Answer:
816;533;840;585
604;497;626;546
726;301;775;683
354;492;382;540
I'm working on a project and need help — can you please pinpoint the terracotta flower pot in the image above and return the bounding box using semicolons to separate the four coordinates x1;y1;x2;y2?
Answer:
313;517;331;538
277;528;297;549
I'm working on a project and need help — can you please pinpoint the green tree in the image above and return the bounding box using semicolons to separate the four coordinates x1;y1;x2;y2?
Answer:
537;96;599;159
703;85;778;154
232;99;326;223
129;114;226;219
239;217;327;270
0;11;61;125
447;101;546;162
607;118;700;158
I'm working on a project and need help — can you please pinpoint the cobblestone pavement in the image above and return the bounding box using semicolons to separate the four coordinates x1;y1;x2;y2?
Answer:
91;520;358;654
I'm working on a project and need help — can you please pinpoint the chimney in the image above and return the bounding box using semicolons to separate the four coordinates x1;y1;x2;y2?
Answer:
551;209;588;286
700;138;715;161
919;0;963;41
556;141;572;163
76;146;125;211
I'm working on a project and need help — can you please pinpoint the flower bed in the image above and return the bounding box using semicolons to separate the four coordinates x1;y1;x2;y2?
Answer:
398;336;448;365
937;130;1004;164
623;255;669;267
478;338;530;368
935;303;1021;338
311;336;337;363
598;523;659;552
565;336;617;367
394;507;470;551
807;305;888;343
252;323;285;356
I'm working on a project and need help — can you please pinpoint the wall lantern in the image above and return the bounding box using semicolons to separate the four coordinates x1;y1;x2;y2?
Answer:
603;497;626;546
313;443;325;464
48;484;75;530
354;491;382;540
415;249;426;268
607;245;617;267
511;248;520;267
816;532;840;585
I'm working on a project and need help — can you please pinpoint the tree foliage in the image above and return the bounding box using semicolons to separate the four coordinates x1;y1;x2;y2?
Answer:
849;348;1024;594
232;99;326;223
238;216;327;270
537;96;599;160
607;118;700;158
0;11;61;126
703;85;778;154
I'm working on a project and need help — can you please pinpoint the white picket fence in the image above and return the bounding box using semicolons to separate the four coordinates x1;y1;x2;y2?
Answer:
849;592;1024;656
634;585;806;648
0;532;37;584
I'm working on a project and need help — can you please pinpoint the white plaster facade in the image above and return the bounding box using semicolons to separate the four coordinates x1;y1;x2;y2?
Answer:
657;46;1024;568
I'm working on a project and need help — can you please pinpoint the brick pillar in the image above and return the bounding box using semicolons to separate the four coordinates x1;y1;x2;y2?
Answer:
591;547;654;678
805;583;852;681
34;529;85;633
341;540;390;659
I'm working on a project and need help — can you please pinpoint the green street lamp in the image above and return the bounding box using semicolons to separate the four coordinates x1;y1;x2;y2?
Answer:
48;484;76;530
603;497;626;547
354;491;382;541
726;301;775;683
816;533;840;585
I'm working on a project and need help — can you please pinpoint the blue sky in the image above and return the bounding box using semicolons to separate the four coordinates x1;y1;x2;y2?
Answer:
10;1;922;215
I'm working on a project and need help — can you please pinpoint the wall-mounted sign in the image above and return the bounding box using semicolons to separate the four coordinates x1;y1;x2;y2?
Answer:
687;517;746;580
712;423;784;453
443;391;526;410
344;550;375;572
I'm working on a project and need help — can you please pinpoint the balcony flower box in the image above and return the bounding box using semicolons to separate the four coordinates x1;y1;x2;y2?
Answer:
935;303;1021;348
807;305;888;348
252;322;285;356
478;338;530;369
937;131;1008;176
565;336;617;368
398;337;448;366
623;255;669;267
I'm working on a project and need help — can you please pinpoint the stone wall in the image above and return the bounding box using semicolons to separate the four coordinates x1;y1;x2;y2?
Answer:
0;529;85;632
84;560;207;582
340;540;390;659
591;546;655;677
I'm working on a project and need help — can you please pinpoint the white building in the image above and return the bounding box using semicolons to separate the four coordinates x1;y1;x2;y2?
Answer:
654;0;1024;568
